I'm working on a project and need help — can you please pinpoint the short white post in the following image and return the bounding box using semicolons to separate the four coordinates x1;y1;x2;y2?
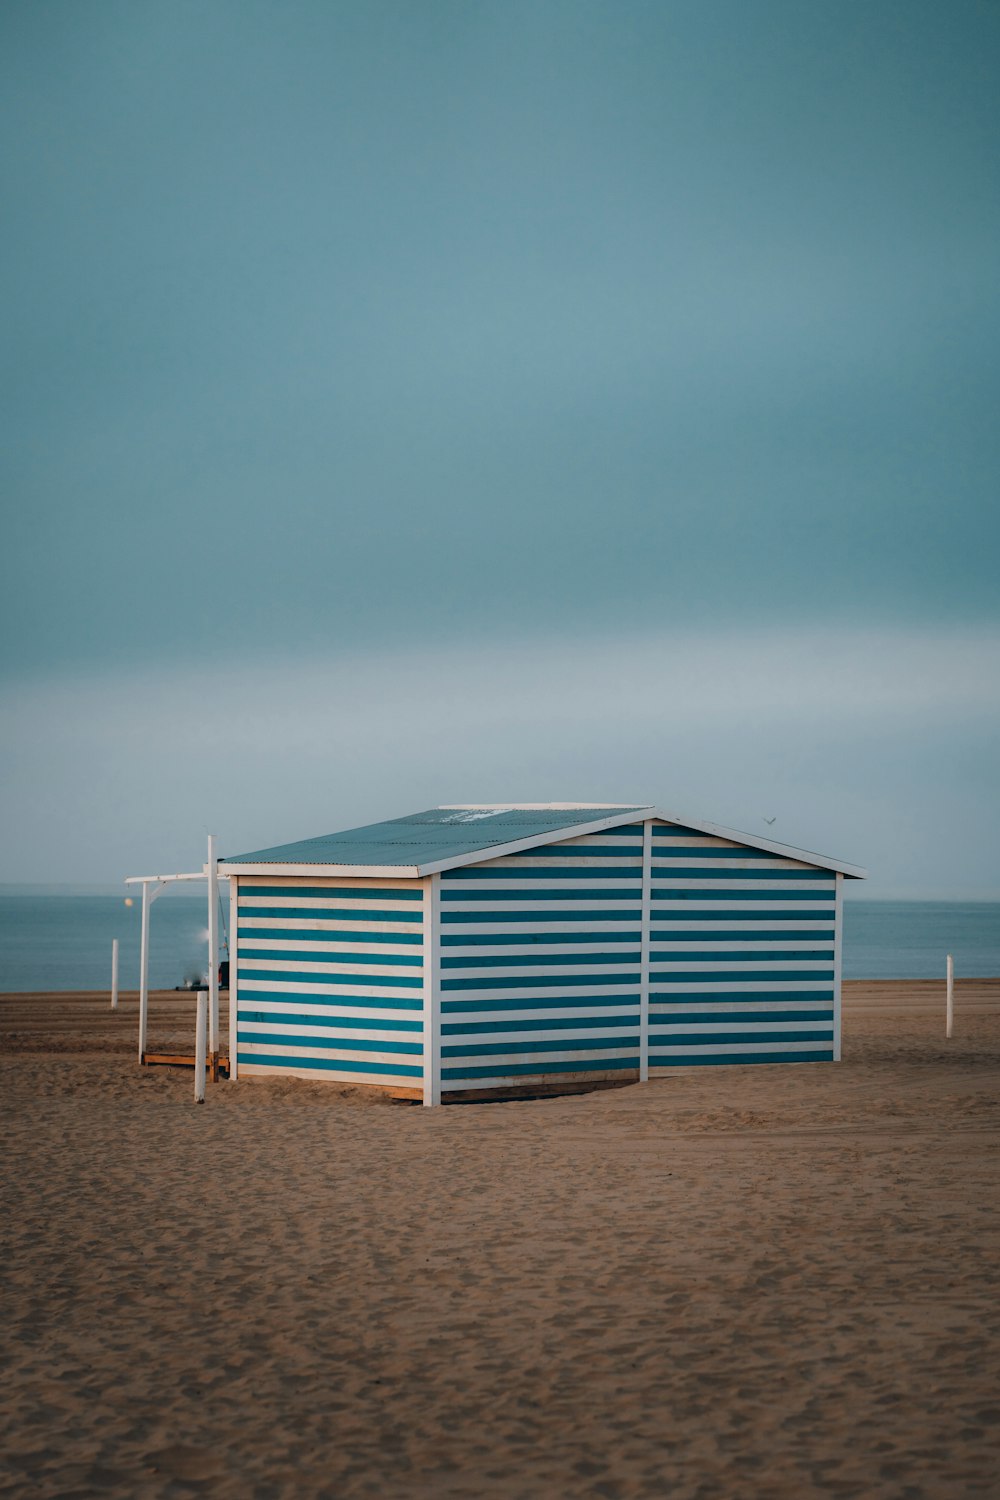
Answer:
138;882;151;1062
207;834;219;1080
946;953;954;1039
195;989;207;1103
111;938;119;1012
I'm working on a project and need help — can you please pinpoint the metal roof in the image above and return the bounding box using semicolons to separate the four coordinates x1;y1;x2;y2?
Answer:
219;804;866;880
222;806;650;872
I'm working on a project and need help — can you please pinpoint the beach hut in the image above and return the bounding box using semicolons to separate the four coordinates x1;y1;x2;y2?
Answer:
217;804;866;1104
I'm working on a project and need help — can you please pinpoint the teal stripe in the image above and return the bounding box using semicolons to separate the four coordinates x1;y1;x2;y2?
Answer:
656;924;839;936
239;1031;422;1055
651;848;802;861
441;952;637;969
442;909;642;923
238;926;422;945
240;885;422;900
649;968;834;982
238;1009;422;1032
238;1052;422;1078
442;973;639;991
650;1050;833;1066
241;947;422;966
498;844;644;857
441;1014;637;1036
444;867;641;881
653;906;833;918
442;889;641;902
650;868;831;881
441;930;641;946
442;995;639;1014
442;1057;638;1080
652;824;712;838
649;1029;832;1046
237;906;422;923
650;949;833;962
651;890;833;902
237;988;423;1011
652;989;834;1003
443;1036;639;1058
657;1009;833;1024
238;967;422;989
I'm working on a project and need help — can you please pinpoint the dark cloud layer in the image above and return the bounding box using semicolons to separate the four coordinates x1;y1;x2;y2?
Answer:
2;0;998;680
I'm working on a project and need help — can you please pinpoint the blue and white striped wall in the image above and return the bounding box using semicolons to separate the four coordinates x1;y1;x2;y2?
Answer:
437;823;645;1095
228;820;843;1100
648;823;840;1070
232;877;425;1091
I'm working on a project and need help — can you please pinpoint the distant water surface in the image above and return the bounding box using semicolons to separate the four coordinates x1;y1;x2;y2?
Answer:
0;895;996;991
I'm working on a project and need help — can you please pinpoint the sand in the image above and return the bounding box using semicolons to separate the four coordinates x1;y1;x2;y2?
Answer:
2;981;998;1499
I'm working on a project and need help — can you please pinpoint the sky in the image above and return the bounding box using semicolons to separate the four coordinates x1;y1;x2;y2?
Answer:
1;0;998;895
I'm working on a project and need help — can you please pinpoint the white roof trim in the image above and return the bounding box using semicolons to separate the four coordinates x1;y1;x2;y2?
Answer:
217;805;867;881
648;809;867;879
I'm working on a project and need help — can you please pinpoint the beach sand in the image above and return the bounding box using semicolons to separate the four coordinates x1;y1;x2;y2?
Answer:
2;981;998;1498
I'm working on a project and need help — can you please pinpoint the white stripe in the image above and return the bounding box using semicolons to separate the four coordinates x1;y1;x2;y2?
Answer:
440;920;641;934
467;854;643;870
651;920;834;932
652;1021;834;1036
239;937;423;958
650;959;832;974
239;894;421;913
239;977;422;1001
240;956;420;979
649;1040;832;1057
651;856;813;871
652;878;835;892
650;940;833;953
442;1004;636;1024
652;835;742;847
239;878;417;893
442;1044;637;1068
443;962;640;980
442;899;641;914
239;916;422;934
238;1063;420;1088
240;1020;422;1043
236;998;423;1022
651;980;833;994
442;982;639;1001
441;941;639;958
442;877;641;891
238;1041;422;1066
650;1000;832;1016
443;1024;637;1045
650;901;835;913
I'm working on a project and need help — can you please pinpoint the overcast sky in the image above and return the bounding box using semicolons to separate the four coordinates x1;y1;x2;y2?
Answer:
1;1;998;895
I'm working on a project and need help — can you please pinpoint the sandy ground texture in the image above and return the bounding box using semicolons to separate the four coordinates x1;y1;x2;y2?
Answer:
1;981;999;1500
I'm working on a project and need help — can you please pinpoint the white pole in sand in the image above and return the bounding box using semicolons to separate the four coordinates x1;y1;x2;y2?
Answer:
946;953;954;1039
139;883;151;1062
111;938;119;1012
195;989;207;1103
207;833;219;1080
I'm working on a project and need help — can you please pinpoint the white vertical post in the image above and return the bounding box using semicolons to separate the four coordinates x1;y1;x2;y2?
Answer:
422;873;441;1106
138;882;151;1062
639;819;652;1082
228;874;239;1080
946;953;954;1038
111;938;119;1012
194;989;207;1103
207;834;219;1079
833;872;844;1061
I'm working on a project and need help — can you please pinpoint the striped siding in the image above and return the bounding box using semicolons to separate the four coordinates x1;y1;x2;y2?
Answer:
235;877;424;1086
439;826;645;1092
648;823;836;1068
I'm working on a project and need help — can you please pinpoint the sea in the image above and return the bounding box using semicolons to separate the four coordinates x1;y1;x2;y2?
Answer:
0;893;996;992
